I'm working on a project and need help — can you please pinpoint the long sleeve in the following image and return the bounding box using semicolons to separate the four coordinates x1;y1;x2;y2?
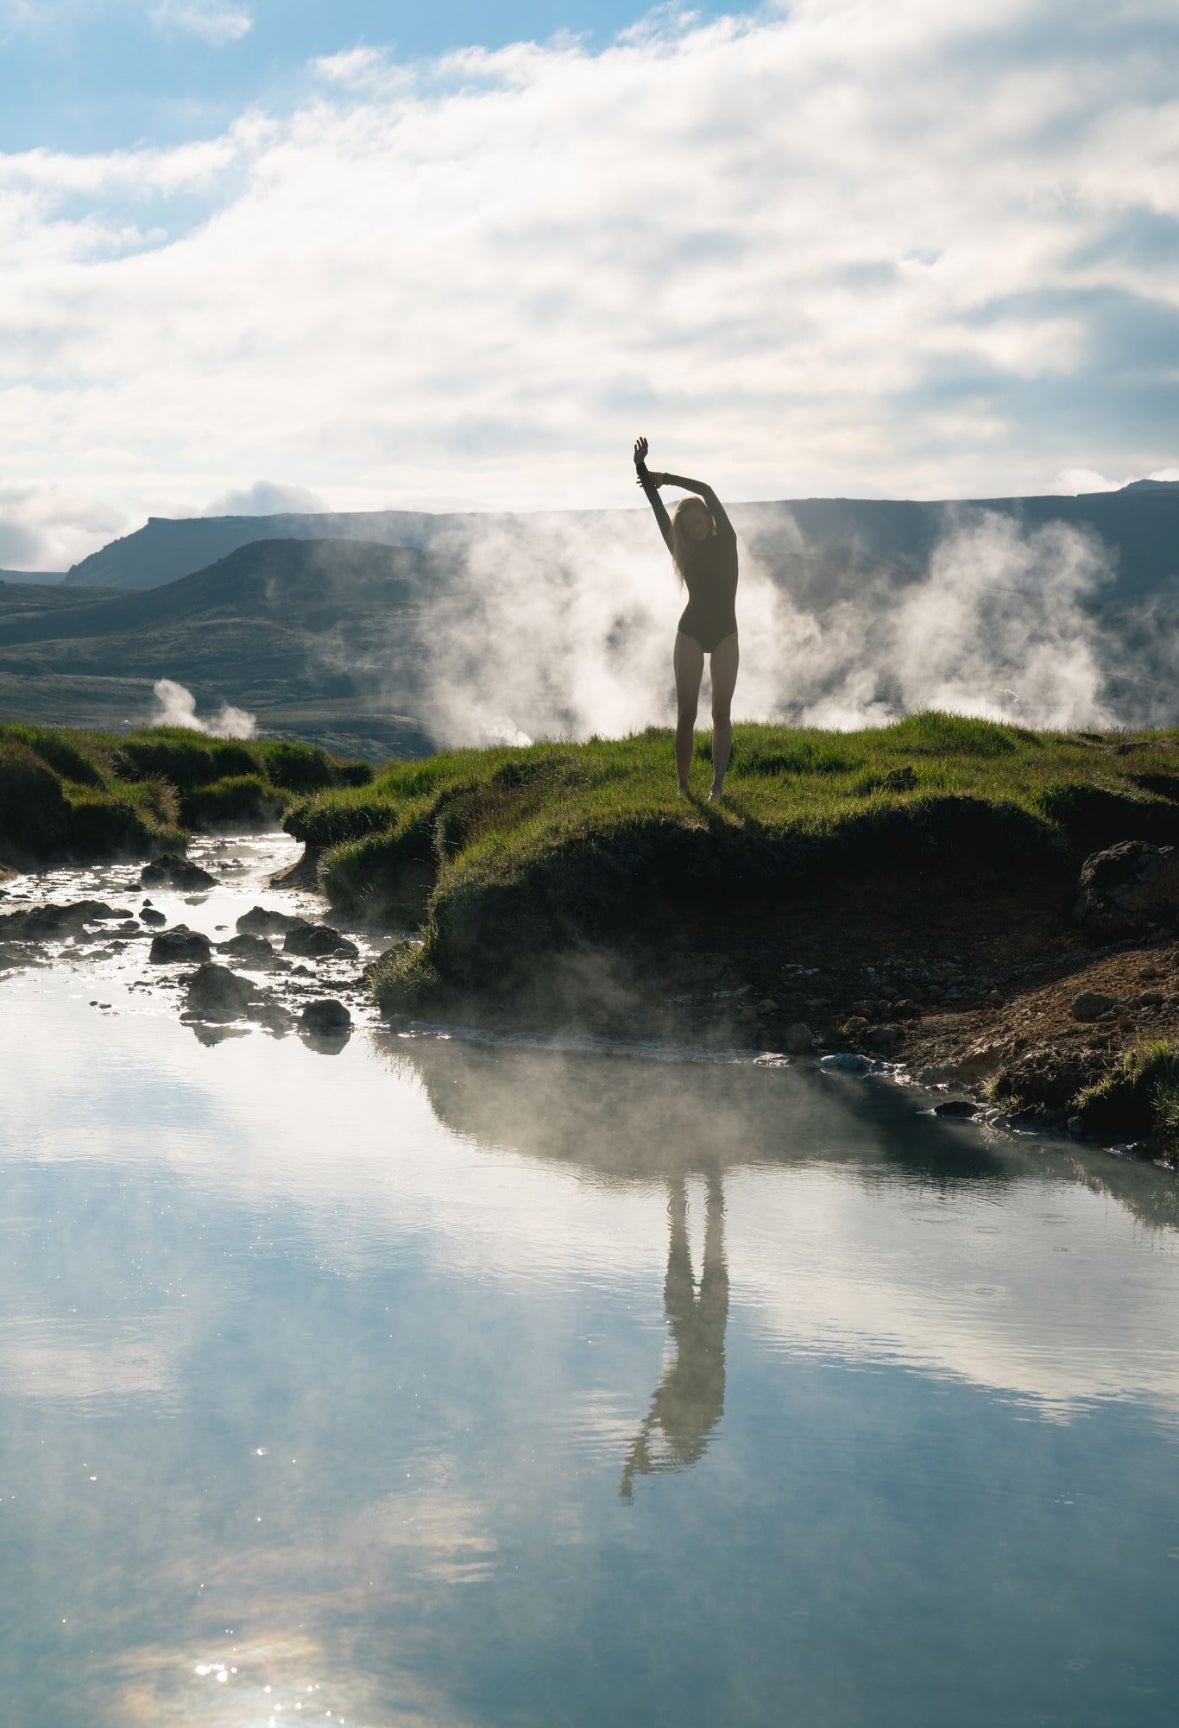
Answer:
637;463;674;554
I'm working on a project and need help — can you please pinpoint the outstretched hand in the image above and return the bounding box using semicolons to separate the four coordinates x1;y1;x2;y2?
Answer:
633;435;664;486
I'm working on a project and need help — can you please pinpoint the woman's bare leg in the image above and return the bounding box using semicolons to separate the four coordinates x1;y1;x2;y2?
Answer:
708;633;739;797
673;631;705;792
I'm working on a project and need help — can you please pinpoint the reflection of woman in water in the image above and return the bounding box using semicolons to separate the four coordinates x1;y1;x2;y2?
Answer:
634;435;739;798
621;1173;729;1500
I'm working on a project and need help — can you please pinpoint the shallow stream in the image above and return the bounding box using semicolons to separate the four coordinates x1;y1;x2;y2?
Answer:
1;835;1177;1726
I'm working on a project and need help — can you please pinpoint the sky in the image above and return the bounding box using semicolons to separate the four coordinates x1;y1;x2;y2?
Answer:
2;0;1179;569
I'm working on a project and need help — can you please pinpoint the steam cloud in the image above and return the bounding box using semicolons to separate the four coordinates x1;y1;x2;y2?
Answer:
151;678;257;739
400;508;1138;747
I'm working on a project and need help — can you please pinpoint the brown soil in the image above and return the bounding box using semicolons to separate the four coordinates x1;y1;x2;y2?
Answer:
681;862;1179;1125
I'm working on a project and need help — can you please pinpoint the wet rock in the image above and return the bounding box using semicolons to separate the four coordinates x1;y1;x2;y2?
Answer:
1067;1115;1085;1135
782;1022;813;1054
1074;840;1179;937
149;925;212;964
820;1052;878;1075
864;1023;904;1054
184;962;256;1022
1070;990;1117;1022
140;853;217;890
283;923;359;960
0;899;132;939
933;1099;978;1119
139;906;167;926
218;932;276;966
236;905;305;936
299;999;351;1034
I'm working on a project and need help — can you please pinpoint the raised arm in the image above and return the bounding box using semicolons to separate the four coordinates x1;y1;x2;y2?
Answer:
633;435;674;554
656;472;734;541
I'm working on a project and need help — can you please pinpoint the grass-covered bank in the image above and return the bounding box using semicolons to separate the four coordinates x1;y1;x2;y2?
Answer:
0;722;372;868
280;713;1179;1029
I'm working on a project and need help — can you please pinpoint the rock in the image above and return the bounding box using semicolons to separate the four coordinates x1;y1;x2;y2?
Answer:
1136;990;1166;1008
891;998;922;1019
218;932;276;965
184;962;256;1021
820;1052;879;1075
1067;1115;1085;1135
299;999;352;1035
756;996;779;1014
140;852;217;890
985;988;1005;1007
236;905;306;936
0;898;125;940
851;999;875;1019
0;899;133;939
782;1022;813;1054
139;906;167;926
933;1099;978;1119
951;1039;1003;1080
1074;840;1179;936
283;923;359;960
149;925;213;964
1070;990;1117;1022
989;1045;1104;1111
864;1024;904;1054
842;1015;869;1034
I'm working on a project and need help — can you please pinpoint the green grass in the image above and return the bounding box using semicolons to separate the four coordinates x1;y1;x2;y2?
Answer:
1076;1041;1179;1155
0;721;372;867
273;714;1179;1012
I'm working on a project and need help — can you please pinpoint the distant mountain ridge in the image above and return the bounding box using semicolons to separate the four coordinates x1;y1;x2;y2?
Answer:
60;482;1179;604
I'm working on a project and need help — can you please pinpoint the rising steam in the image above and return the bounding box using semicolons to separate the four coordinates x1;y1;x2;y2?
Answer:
151;678;257;739
396;507;1127;746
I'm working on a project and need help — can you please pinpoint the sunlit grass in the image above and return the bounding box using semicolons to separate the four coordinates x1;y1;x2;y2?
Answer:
274;714;1179;1008
0;722;372;865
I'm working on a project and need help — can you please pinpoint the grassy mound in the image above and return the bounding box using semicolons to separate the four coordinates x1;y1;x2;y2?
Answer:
1076;1041;1179;1154
278;714;1179;1016
0;722;372;867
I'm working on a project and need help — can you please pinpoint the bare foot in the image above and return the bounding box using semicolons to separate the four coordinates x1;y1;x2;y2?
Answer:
678;780;692;796
708;784;725;801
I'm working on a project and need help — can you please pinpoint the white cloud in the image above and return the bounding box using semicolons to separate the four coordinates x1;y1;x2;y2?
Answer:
148;0;251;43
202;478;326;515
0;0;1177;565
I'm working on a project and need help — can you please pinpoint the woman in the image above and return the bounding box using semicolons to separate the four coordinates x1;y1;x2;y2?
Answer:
634;435;739;798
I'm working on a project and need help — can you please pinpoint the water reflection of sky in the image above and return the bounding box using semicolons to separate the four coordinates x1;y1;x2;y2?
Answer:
2;969;1179;1726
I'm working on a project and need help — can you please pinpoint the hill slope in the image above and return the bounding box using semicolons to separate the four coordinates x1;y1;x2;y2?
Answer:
59;482;1179;605
0;541;442;757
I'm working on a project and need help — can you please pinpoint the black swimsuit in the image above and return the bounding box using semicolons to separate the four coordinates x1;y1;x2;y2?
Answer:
637;464;738;653
675;530;738;653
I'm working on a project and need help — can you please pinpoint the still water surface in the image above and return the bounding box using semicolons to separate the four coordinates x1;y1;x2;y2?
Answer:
1;839;1178;1726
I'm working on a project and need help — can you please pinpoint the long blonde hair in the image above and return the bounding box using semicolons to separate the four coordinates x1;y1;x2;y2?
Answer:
669;496;716;585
